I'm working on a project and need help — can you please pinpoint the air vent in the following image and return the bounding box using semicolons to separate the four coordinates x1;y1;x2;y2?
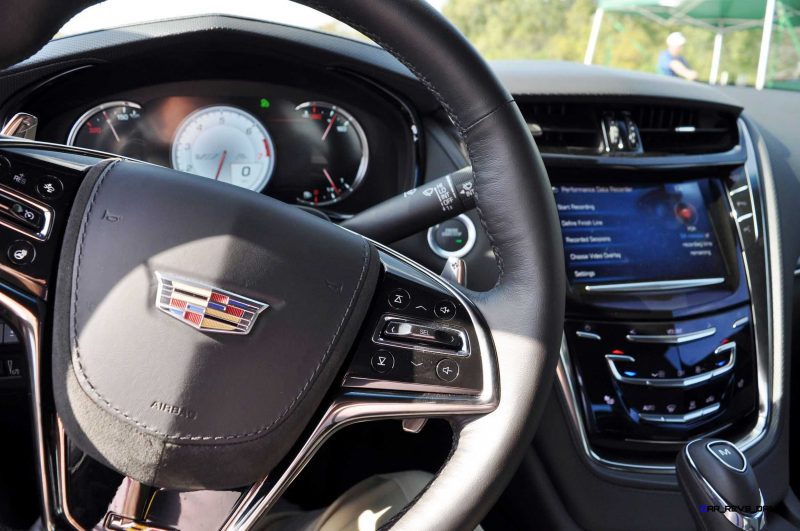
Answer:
517;99;739;156
632;104;738;155
517;102;604;155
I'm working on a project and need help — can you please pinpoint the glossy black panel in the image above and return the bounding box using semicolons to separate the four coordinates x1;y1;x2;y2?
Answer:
565;305;758;463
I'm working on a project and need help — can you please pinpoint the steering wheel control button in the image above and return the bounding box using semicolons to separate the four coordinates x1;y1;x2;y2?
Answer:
7;240;35;265
707;441;746;471
427;214;476;258
36;175;64;200
388;288;411;310
10;202;44;229
436;358;460;382
0;186;53;240
370;350;395;374
382;320;463;350
434;300;457;320
2;325;19;344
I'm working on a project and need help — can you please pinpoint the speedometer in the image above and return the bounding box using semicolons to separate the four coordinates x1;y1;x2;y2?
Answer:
171;105;276;192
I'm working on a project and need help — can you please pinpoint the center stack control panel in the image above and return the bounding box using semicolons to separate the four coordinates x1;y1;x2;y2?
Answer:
556;165;761;466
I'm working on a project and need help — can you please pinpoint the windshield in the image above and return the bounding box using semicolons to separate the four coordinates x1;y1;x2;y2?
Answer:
59;0;800;91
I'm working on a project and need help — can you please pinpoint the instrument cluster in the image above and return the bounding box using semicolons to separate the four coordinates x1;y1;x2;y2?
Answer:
66;92;369;206
28;74;416;213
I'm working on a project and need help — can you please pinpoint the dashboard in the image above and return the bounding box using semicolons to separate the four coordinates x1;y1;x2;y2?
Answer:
0;14;798;531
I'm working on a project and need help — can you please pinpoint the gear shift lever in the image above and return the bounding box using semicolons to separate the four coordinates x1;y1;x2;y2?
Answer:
676;438;766;530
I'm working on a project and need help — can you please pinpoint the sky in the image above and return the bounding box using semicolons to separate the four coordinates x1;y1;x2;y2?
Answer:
59;0;446;37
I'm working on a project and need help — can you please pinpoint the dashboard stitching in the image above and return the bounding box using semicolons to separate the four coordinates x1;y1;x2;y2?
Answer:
70;161;373;442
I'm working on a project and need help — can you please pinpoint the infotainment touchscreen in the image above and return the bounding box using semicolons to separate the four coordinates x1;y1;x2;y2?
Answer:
553;180;727;287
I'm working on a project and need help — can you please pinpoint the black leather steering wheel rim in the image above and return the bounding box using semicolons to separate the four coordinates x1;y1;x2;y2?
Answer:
290;1;566;528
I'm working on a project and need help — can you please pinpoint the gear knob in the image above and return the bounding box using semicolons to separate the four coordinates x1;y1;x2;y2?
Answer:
676;438;766;530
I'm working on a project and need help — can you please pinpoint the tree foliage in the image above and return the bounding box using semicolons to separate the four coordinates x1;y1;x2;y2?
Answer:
442;0;778;86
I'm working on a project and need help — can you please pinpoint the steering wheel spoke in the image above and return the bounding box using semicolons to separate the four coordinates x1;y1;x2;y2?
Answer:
341;245;496;400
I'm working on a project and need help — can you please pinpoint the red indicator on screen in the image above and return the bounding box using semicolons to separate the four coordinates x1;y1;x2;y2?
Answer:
675;202;697;224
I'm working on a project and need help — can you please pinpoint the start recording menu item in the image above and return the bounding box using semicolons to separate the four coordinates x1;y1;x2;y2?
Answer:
554;181;727;286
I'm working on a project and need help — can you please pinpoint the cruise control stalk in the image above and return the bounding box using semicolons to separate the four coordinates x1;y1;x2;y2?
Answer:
341;167;475;243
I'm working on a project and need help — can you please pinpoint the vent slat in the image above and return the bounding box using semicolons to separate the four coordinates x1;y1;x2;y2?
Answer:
518;100;738;156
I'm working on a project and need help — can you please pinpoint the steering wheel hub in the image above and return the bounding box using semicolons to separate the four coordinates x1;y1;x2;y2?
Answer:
52;159;379;489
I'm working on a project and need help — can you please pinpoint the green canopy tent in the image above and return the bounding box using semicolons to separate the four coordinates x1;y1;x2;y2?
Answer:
584;0;800;88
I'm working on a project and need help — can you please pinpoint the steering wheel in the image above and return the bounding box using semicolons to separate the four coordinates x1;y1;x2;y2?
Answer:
0;1;564;529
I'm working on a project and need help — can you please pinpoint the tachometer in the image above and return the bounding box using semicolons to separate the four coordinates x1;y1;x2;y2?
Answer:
171;105;276;192
67;101;144;157
294;102;368;206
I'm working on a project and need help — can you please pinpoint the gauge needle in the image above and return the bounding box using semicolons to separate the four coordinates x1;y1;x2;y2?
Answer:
322;168;340;194
321;113;337;141
214;150;228;180
102;111;121;143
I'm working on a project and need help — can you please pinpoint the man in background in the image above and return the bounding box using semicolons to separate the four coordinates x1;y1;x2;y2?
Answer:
658;31;699;81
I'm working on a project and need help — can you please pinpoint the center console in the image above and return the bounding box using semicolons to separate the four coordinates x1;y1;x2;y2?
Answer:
555;125;767;470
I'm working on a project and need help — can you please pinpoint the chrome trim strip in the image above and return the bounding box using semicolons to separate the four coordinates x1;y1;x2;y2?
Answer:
729;184;749;196
575;330;601;341
1;113;38;139
604;343;735;388
736;212;754;224
426;213;477;259
732;316;750;329
583;277;725;293
625;327;716;344
340;376;478;395
0;286;53;525
56;419;85;531
725;121;770;454
640;402;720;424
